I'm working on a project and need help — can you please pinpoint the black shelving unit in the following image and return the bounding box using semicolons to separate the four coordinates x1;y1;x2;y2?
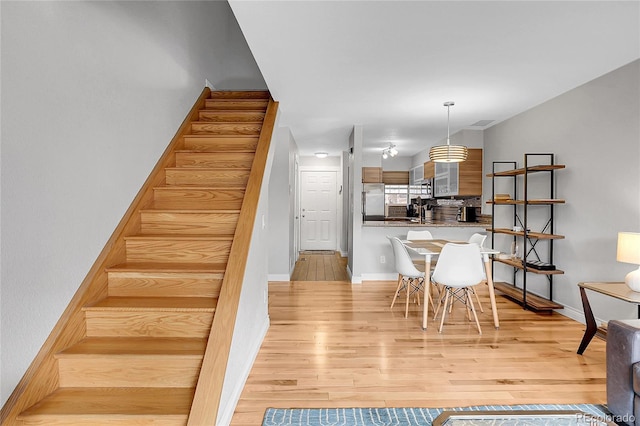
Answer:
486;153;565;311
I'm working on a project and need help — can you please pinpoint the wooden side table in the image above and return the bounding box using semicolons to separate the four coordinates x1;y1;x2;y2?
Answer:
577;282;640;354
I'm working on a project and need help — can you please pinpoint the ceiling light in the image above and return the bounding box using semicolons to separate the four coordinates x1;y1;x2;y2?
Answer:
429;101;468;163
314;152;328;158
382;144;398;159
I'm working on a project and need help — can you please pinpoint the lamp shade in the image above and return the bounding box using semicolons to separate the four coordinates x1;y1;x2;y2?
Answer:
428;101;468;163
617;232;640;264
429;145;468;163
617;232;640;292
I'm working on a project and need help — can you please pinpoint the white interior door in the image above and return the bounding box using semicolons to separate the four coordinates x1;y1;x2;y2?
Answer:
300;171;337;251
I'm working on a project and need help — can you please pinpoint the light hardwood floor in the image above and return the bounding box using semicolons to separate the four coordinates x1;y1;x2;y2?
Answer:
290;251;349;281
230;278;606;425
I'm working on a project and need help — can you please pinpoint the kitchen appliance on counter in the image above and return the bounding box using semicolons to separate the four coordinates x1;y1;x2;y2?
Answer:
362;183;385;221
457;206;477;222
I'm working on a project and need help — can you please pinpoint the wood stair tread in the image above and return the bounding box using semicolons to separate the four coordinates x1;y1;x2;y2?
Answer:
190;120;263;124
165;166;251;171
57;337;207;356
182;134;259;138
106;262;227;273
154;184;247;190
175;149;256;154
18;387;195;417
124;234;234;241
83;296;217;311
209;90;270;99
140;208;240;214
147;201;242;211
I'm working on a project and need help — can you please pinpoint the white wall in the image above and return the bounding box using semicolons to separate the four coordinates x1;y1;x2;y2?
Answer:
0;0;266;405
348;126;364;282
267;127;295;280
382;156;412;171
217;118;277;425
483;59;640;323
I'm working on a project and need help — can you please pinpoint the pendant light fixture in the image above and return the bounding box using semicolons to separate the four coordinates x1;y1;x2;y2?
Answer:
429;101;468;163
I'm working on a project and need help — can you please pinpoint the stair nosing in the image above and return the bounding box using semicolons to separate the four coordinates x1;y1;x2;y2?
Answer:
153;185;246;190
82;296;218;312
106;262;227;273
191;121;264;125
124;235;234;241
165;167;251;171
183;134;259;138
140;209;240;214
174;151;256;155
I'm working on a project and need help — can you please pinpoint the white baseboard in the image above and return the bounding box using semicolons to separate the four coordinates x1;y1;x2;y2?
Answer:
268;274;290;282
362;273;398;281
216;316;270;426
346;265;362;284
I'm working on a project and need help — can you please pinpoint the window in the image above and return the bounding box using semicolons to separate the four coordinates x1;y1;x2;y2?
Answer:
384;185;409;205
385;184;431;205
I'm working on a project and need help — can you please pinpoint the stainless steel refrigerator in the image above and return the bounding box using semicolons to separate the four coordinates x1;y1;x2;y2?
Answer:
362;183;385;221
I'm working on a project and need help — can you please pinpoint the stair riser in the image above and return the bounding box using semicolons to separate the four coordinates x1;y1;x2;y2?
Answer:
190;122;262;135
84;311;213;338
140;212;239;235
204;99;268;110
209;91;270;99
16;415;187;425
175;152;254;169
198;111;265;122
153;188;245;210
125;239;231;264
182;136;258;152
57;357;201;388
165;169;249;186
108;272;222;298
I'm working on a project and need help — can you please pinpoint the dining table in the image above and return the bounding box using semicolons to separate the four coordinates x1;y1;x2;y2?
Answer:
403;239;501;330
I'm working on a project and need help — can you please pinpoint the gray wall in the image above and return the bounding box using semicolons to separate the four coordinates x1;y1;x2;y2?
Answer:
267;127;298;280
0;0;266;405
483;59;640;322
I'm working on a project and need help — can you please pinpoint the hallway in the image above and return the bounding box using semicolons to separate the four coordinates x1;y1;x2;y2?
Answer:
290;251;349;281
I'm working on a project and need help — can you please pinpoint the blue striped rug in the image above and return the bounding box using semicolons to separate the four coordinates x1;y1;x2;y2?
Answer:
262;404;612;425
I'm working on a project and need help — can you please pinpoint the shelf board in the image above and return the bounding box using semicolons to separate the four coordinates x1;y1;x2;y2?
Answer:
486;199;565;205
486;164;566;177
493;281;564;311
494;258;565;275
486;228;565;240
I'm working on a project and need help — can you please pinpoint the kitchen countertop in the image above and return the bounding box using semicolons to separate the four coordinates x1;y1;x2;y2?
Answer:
363;218;491;227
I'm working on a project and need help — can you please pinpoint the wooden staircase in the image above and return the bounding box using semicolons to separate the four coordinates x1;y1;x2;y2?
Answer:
2;90;276;425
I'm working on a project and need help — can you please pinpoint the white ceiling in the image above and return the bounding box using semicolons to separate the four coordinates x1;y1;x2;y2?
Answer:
229;1;640;157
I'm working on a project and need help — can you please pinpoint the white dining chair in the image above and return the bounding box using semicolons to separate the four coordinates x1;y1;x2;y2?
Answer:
406;230;433;241
468;233;487;248
406;230;435;269
388;236;432;318
431;243;485;334
466;233;487;312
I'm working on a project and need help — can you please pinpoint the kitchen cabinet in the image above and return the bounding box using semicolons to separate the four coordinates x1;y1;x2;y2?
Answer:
423;161;434;180
362;167;383;183
433;148;482;197
486;153;566;311
382;171;409;185
410;164;424;185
